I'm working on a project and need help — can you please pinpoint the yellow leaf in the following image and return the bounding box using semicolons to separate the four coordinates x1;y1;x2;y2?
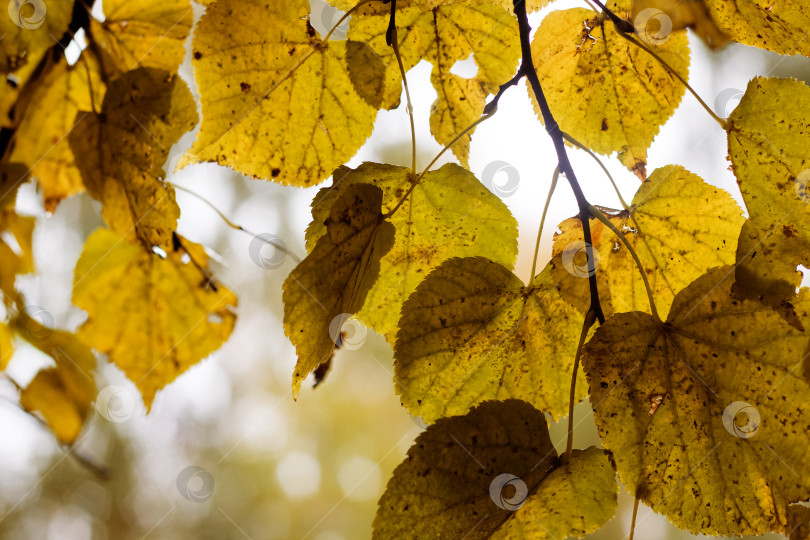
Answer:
1;0;73;73
13;313;96;444
306;162;517;341
0;208;35;297
395;256;586;422
583;267;810;536
73;228;237;409
706;0;810;57
373;399;617;539
348;2;520;166
553;165;743;317
89;0;193;73
529;8;689;178
188;0;381;186
727;77;810;302
0;47;47;128
632;0;728;49
327;0;548;13
0;322;12;370
789;504;810;540
9;56;104;211
69;67;197;248
284;184;395;397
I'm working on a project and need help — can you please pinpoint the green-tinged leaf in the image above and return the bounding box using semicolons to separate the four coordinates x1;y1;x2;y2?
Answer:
395;256;585;422
583;267;810;536
373;399;617;539
69;67;197;248
306;162;517;342
73;228;237;409
529;8;689;178
284;184;395;397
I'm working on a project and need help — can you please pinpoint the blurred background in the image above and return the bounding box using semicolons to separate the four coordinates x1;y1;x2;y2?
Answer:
0;0;808;538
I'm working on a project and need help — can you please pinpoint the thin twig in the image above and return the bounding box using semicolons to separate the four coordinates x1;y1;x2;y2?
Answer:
564;307;596;463
529;166;559;282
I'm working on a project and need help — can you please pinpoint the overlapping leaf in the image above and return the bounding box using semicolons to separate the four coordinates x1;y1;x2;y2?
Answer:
348;1;520;166
9;57;104;210
583;267;810;536
632;0;728;49
13;313;96;444
306;162;517;342
73;228;237;408
727;77;810;303
284;184;395;397
529;8;689;178
373;399;617;539
1;47;47;128
552;165;743;317
188;0;382;186
395;256;585;423
89;0;193;73
1;0;73;72
705;0;810;57
69;67;197;248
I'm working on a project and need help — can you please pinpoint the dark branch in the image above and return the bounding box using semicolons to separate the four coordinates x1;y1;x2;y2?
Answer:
512;0;605;325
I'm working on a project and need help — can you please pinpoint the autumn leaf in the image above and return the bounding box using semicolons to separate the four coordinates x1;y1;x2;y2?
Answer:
529;8;689;178
0;322;12;370
69;67;197;248
1;0;73;73
394;256;586;423
583;267;810;536
327;0;548;12
632;0;728;49
727;77;810;304
789;504;810;540
188;0;381;186
552;165;743;317
73;228;237;409
1;47;47;128
0;207;35;297
348;1;520;166
306;162;517;342
705;0;810;57
373;399;617;539
89;0;193;73
284;183;395;397
13;312;96;444
9;56;104;211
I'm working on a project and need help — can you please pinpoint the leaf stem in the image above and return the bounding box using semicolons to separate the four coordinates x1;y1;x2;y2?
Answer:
529;166;559;283
389;25;417;173
629;496;640;540
323;0;375;41
562;131;633;209
513;0;605;325
588;205;661;322
564;307;596;463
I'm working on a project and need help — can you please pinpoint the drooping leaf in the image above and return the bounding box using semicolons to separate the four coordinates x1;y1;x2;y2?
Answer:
73;228;237;409
348;1;520;166
0;208;35;297
373;399;617;539
284;184;395;397
89;0;193;73
306;162;518;342
529;8;689;178
69;67;197;248
632;0;728;49
727;77;810;303
552;165;743;317
188;0;381;186
1;0;73;73
9;56;104;211
395;256;585;422
705;0;810;57
583;267;810;536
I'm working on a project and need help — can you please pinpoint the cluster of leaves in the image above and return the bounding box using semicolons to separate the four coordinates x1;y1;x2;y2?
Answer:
2;0;810;538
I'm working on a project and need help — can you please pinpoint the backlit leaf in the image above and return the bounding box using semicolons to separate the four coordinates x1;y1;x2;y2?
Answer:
0;322;12;370
1;0;73;73
73;228;237;409
373;399;617;539
706;0;810;57
69;67;197;248
284;184;395;397
394;256;585;422
529;8;689;178
632;0;728;49
727;77;810;303
583;267;810;536
0;208;35;297
188;0;380;186
89;0;193;73
306;162;517;342
552;165;743;317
